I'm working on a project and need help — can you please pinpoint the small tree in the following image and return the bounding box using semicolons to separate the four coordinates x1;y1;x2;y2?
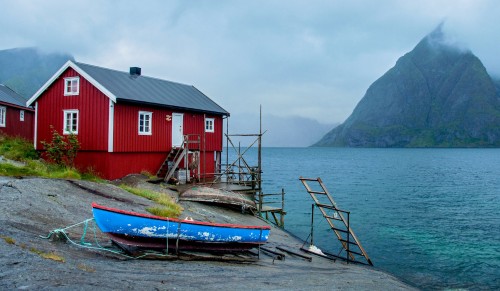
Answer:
41;126;80;167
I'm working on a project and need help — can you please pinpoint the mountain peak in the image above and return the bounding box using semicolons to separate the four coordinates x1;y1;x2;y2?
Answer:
314;26;500;147
413;22;470;57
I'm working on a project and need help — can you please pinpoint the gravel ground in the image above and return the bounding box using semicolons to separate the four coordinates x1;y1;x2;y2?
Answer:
0;176;416;290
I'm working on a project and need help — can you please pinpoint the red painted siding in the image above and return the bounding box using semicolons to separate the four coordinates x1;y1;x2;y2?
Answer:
0;104;34;141
35;68;109;150
74;151;217;180
113;103;172;152
183;113;223;152
74;151;166;180
114;103;224;153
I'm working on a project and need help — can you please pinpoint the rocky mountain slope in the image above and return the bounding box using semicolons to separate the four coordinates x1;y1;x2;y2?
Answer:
315;25;500;147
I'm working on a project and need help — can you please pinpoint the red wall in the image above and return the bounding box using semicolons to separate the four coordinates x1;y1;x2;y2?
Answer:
183;113;223;151
74;151;217;180
74;151;165;180
0;104;34;141
114;102;224;153
35;68;109;150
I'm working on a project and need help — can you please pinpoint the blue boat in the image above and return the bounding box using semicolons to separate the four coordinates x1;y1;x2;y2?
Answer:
92;203;270;251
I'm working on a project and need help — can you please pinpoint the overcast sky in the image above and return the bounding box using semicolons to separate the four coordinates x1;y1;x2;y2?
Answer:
1;0;499;125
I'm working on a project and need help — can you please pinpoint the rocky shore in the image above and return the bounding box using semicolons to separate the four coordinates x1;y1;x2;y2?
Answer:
0;176;416;290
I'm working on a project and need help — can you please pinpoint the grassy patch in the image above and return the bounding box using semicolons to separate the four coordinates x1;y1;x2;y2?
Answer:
0;160;82;179
29;247;65;263
0;235;16;244
119;184;183;218
0;135;39;161
0;162;39;176
0;135;104;181
140;170;156;179
77;263;96;273
0;156;105;181
81;167;104;183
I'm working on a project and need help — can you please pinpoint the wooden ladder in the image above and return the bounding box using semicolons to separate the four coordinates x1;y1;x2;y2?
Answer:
299;177;373;266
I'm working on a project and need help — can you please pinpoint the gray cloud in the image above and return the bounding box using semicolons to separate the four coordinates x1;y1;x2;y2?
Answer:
1;0;498;126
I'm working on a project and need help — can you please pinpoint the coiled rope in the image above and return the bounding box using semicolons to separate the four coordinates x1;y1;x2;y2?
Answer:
40;218;173;259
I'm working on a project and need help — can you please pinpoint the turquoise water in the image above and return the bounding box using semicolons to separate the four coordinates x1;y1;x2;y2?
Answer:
227;148;500;290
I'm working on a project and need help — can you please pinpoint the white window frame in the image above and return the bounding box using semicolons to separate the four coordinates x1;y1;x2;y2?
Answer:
0;106;5;127
138;111;152;135
63;110;79;134
205;117;214;133
20;110;25;121
64;77;80;96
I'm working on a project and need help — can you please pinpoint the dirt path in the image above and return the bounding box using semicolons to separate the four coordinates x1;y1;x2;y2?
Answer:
0;176;416;290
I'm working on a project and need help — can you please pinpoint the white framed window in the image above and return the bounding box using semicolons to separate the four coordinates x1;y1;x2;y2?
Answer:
205;118;214;133
138;111;152;135
0;106;5;127
64;77;80;96
20;110;25;121
63;110;78;134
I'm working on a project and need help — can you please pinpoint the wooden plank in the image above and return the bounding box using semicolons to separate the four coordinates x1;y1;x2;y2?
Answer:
275;246;312;262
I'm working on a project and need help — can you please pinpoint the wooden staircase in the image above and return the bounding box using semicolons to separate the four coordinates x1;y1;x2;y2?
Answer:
156;134;201;182
299;177;373;266
156;146;189;182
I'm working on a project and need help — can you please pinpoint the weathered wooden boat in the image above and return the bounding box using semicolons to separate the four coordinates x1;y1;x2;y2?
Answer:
179;186;256;212
92;203;270;251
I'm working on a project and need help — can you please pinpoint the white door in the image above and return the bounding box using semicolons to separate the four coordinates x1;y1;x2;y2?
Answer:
172;113;184;147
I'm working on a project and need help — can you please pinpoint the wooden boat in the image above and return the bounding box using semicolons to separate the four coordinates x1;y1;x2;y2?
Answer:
179;186;256;212
92;203;270;251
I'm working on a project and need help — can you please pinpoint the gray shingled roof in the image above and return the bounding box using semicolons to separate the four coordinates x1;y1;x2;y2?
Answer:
0;84;29;108
75;62;229;116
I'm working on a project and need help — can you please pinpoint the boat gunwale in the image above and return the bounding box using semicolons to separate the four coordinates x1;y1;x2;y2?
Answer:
92;202;271;230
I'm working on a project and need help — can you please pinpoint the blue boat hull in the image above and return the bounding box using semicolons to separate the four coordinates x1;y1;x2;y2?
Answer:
92;203;270;249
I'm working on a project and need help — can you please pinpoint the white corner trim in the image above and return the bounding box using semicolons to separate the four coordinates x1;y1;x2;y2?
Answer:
108;99;114;152
34;102;38;148
26;60;118;106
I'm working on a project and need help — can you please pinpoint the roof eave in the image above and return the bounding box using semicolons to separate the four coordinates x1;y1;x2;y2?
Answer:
116;98;229;116
0;101;34;111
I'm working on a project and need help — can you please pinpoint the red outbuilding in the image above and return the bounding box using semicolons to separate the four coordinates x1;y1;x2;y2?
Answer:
27;61;229;180
0;84;34;141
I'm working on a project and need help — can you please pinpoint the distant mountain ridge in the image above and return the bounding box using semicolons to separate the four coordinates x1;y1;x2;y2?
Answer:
315;25;500;147
0;47;74;99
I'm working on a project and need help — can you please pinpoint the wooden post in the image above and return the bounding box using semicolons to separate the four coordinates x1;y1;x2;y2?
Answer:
258;105;262;192
258;191;263;218
311;204;314;246
281;188;285;227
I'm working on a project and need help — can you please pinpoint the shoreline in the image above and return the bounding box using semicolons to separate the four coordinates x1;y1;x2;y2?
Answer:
0;175;416;290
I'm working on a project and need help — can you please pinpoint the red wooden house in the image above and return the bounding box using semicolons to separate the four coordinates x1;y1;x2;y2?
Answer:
27;61;229;180
0;84;34;141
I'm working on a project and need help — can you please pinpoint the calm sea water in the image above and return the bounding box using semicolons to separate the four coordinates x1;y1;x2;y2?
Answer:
226;147;500;290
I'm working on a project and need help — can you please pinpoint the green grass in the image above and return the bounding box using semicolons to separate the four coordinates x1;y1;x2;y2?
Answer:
0;135;103;181
0;160;86;180
29;247;65;263
119;184;183;218
0;235;16;244
0;135;39;161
